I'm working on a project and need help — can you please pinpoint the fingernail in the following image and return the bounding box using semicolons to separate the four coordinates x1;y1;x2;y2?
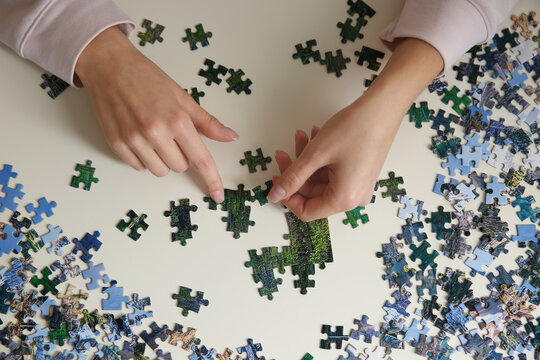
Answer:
268;185;286;203
211;190;224;203
222;127;239;140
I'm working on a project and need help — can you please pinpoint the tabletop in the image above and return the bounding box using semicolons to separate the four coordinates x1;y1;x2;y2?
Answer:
1;1;540;359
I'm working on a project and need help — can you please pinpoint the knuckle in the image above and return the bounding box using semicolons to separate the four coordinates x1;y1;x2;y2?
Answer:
204;113;222;129
141;121;164;143
357;193;372;207
109;139;125;155
192;156;212;171
167;112;189;133
283;170;303;189
122;129;142;146
171;161;189;173
151;166;169;178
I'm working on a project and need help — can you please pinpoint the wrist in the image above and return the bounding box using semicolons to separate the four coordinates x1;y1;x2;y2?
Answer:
362;38;443;113
75;26;135;86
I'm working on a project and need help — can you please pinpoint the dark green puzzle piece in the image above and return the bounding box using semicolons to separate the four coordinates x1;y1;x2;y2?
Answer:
378;171;406;202
164;199;198;246
181;24;212;50
425;206;452;239
30;267;60;295
244;247;284;300
137;19;165;46
252;180;273;206
343;206;369;228
70;160;99;191
204;184;255;238
408;101;434;129
49;323;70;345
409;241;439;271
171;286;209;316
117;210;149;241
240;148;272;173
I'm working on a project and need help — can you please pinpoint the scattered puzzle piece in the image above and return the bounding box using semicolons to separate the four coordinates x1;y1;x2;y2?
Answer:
172;286;209;316
343;206;369;228
70;161;99;191
137;19;164;46
182;24;212;50
164;199;198;246
25;197;57;225
354;46;384;71
117;210;149;241
240;148;272;173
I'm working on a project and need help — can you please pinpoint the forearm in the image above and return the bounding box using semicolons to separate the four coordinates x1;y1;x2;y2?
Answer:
0;0;134;86
354;38;443;132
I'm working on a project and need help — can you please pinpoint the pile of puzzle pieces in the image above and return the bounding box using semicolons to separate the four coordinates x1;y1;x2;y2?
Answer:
317;7;540;360
0;162;279;360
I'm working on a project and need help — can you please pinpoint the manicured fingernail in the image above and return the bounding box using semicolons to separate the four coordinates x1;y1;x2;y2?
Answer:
268;185;286;203
211;190;224;203
222;127;239;140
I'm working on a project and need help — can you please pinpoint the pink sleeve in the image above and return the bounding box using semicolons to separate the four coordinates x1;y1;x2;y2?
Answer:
0;0;136;87
379;0;519;74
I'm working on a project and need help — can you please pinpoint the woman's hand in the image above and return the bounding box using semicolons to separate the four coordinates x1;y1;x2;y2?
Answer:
75;26;238;203
271;96;400;222
269;38;444;221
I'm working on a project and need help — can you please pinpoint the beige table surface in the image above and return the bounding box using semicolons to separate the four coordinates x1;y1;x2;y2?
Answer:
1;0;540;359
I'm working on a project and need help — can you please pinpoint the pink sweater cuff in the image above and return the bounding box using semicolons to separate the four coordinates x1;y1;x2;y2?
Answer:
20;0;135;87
378;0;489;75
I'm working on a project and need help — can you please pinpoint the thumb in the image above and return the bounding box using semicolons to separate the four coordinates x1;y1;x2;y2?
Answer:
268;149;323;203
191;106;239;142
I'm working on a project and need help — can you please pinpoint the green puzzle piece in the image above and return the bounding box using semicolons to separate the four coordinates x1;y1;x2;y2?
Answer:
30;267;60;295
343;206;369;228
70;160;99;191
239;148;272;173
204;184;255;239
172;286;209;316
49;323;70;346
117;210;149;241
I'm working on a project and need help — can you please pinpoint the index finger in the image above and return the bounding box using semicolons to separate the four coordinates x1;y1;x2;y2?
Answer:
282;187;340;222
174;117;224;203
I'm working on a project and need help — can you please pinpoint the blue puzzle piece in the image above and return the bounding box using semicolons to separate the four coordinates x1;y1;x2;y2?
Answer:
505;64;528;88
0;224;24;255
2;258;26;290
382;256;415;288
237;338;265;360
404;319;430;343
512;224;538;245
464;133;491;159
486;265;516;291
465;248;495;276
486;176;508;205
338;344;363;360
383;290;412;319
0;183;25;212
442;155;471;176
433;174;459;195
189;345;217;360
31;296;57;318
25;197;57;224
72;231;102;263
41;225;63;249
82;262;110;290
445;303;473;333
350;315;380;343
126;293;153;326
0;164;17;186
102;280;130;311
